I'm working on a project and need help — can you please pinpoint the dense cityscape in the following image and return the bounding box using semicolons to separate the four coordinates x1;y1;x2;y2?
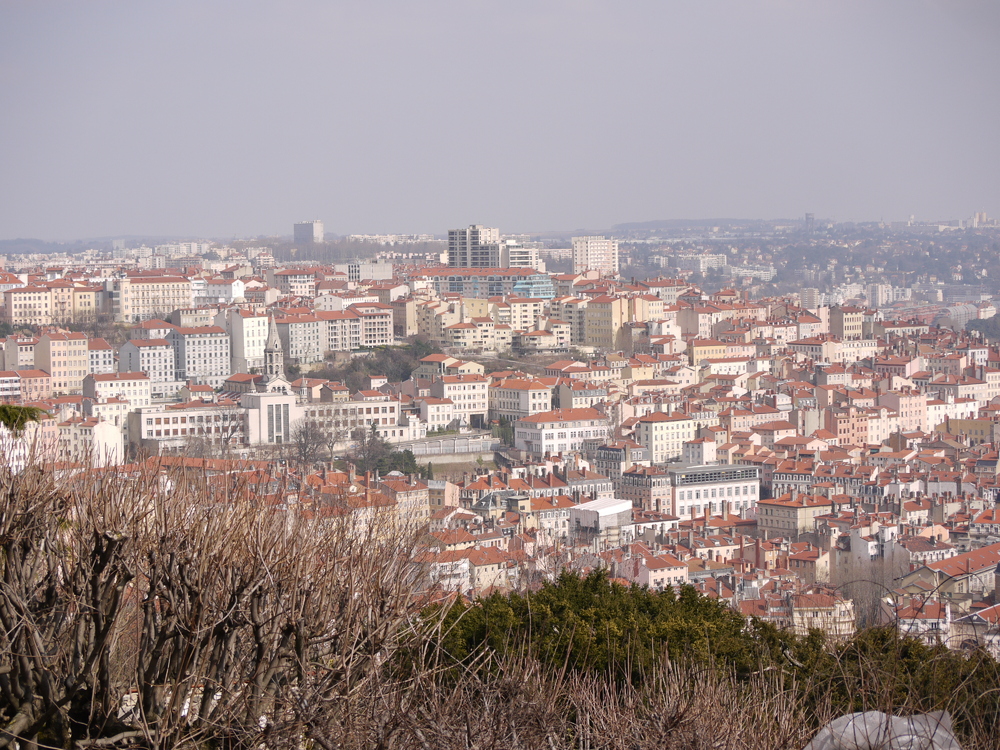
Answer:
1;215;999;660
4;0;999;744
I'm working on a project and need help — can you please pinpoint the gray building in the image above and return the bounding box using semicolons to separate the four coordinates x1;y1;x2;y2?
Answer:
448;225;500;268
293;220;324;244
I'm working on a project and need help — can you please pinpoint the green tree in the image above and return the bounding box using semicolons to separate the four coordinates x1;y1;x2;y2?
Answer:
0;405;44;433
431;570;776;683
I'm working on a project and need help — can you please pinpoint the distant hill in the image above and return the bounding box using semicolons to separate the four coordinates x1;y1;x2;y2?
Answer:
0;238;110;255
611;218;799;232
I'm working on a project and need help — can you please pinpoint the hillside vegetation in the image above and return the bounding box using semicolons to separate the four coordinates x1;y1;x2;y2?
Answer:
0;460;997;749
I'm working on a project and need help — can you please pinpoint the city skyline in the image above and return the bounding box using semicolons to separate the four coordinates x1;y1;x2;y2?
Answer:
2;1;999;241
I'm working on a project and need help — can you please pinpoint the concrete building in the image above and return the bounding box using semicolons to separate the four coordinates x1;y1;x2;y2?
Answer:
242;391;304;446
4;286;52;327
36;332;89;394
448;225;500;268
83;372;152;412
88;338;115;375
293;220;324;244
572;236;619;276
667;464;761;522
514;407;610;457
499;240;545;271
119;339;176;383
569;497;633;546
108;276;193;323
489;377;552;423
3;336;37;370
430;374;489;428
166;326;232;388
215;308;269;373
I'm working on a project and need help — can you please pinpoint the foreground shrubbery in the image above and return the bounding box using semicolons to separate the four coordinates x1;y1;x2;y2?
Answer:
420;571;1000;747
0;460;998;749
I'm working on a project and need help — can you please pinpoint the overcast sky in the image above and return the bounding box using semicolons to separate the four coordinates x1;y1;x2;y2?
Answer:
2;1;998;241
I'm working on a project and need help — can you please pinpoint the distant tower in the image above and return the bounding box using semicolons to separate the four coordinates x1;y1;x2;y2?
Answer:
294;220;324;244
804;213;815;233
572;236;619;276
263;314;284;381
448;225;500;268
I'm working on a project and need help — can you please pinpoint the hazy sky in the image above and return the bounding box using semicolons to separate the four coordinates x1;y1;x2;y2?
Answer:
2;1;998;240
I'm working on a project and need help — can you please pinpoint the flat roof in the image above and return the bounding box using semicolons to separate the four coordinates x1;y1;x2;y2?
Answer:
573;497;632;514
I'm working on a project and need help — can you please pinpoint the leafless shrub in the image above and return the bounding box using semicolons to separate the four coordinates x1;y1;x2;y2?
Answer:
0;456;421;749
0;452;994;749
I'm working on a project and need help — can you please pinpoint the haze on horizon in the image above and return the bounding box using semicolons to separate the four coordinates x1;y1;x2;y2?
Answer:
1;1;998;242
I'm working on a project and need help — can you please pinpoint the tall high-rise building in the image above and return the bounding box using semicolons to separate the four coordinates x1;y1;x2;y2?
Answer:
448;225;501;268
800;288;822;309
866;284;893;309
294;220;324;244
572;236;619;276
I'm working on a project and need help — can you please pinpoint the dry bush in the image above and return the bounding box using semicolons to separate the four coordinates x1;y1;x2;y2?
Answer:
0;456;421;749
309;653;812;750
0;452;995;750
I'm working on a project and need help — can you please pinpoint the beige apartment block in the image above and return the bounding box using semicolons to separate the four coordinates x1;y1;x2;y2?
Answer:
36;332;90;395
4;286;52;327
584;295;629;349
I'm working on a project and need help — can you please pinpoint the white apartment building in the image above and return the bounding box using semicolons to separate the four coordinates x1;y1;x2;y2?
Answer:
667;465;761;522
489;378;552;422
119;339;176;383
318;310;362;352
82;396;130;435
0;371;21;400
635;411;697;464
36;332;90;394
268;269;317;298
194;278;246;306
302;392;403;437
129;400;248;454
514;407;610;457
88;339;115;375
294;220;324;243
215;308;269;373
55;417;123;467
499;240;545;272
348;303;394;347
83;372;152;410
430;374;489;428
572;236;619;276
506;297;545;331
314;292;379;311
275;313;324;364
418;397;455;430
549;296;589;345
109;276;193;323
166;326;232;388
